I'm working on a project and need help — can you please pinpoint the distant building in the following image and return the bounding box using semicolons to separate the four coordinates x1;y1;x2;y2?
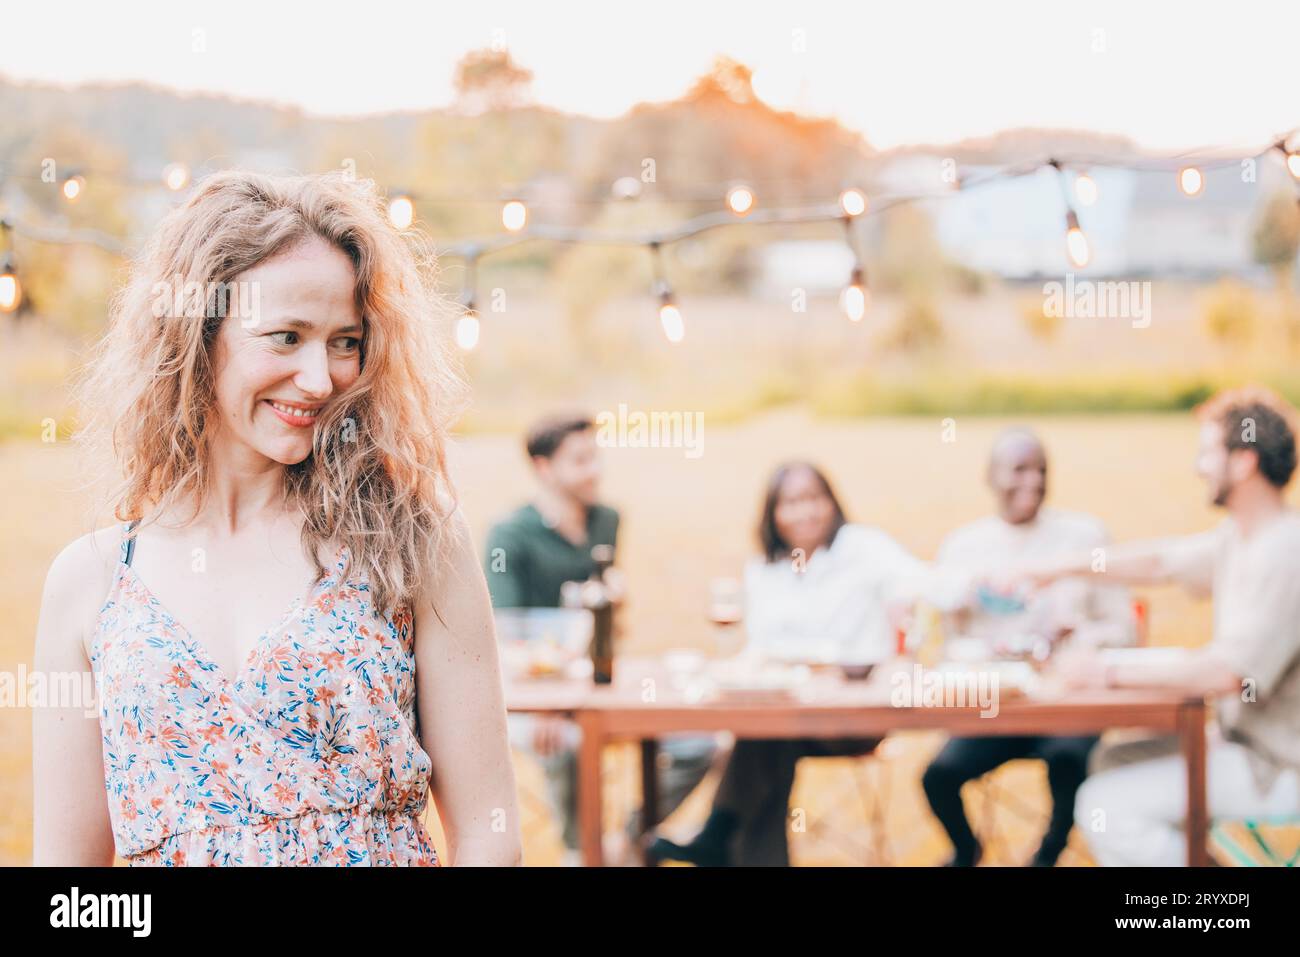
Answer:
743;153;1292;289
929;158;1288;280
751;240;856;300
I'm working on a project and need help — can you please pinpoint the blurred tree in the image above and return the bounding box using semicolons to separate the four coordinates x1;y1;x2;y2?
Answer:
453;48;534;114
1202;278;1258;350
874;204;945;296
582;55;872;212
408;110;568;242
6;126;129;334
13;127;131;235
686;56;756;105
548;200;680;355
1277;290;1300;354
1021;294;1062;342
881;288;945;354
1252;189;1300;290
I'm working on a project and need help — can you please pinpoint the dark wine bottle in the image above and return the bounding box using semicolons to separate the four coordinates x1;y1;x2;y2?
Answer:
588;544;615;685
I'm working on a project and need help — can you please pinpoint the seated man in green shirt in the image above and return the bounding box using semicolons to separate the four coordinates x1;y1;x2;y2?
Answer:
485;413;717;865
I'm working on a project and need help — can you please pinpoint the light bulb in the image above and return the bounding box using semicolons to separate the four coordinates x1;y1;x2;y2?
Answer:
455;311;480;350
841;268;869;322
1066;228;1090;268
502;200;528;232
726;185;755;216
163;163;190;191
1178;166;1204;197
388;195;415;230
0;270;21;313
839;188;867;217
1074;173;1098;207
61;175;84;202
1065;211;1090;268
659;302;684;342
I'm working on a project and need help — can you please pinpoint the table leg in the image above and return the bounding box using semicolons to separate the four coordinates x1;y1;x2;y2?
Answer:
577;710;605;867
640;739;660;866
1179;700;1209;866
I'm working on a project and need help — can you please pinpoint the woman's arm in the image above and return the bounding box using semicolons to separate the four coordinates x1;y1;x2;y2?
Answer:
31;533;117;866
413;507;523;866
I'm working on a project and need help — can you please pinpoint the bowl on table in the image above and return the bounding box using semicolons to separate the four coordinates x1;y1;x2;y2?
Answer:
838;662;876;682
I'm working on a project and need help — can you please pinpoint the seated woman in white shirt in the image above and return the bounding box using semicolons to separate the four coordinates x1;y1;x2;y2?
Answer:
648;461;930;866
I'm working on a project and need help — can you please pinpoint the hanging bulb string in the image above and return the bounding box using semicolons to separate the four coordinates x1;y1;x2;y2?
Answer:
3;130;1294;254
0;217;128;254
4;129;1297;335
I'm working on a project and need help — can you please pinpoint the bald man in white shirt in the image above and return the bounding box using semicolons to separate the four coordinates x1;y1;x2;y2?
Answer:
922;429;1134;866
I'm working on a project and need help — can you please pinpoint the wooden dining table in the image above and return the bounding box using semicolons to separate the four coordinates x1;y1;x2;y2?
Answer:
503;656;1210;866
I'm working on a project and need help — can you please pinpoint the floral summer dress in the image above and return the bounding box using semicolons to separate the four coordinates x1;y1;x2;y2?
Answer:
89;520;439;866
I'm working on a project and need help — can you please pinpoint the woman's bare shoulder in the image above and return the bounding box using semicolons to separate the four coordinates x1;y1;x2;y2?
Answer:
48;525;124;584
39;525;125;662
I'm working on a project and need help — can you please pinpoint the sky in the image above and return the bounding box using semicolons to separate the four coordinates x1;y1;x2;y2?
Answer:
2;0;1297;152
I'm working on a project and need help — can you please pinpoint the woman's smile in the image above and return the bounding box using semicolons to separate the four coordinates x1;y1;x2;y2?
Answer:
263;398;324;428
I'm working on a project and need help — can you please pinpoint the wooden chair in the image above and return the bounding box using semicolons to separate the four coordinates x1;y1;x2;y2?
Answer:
1211;817;1300;866
798;737;903;866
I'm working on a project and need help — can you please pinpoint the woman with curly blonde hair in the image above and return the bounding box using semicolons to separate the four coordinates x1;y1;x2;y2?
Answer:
32;170;521;866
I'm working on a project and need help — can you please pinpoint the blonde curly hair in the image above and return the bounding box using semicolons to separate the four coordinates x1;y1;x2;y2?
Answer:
75;169;468;616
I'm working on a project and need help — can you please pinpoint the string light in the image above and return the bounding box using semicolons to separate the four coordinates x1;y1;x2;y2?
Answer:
1074;172;1098;207
1065;210;1090;268
841;266;869;322
61;172;85;202
840;212;869;321
1049;159;1091;269
657;287;684;342
1266;137;1300;182
501;199;528;232
455;307;480;350
648;241;683;342
454;255;481;350
0;220;18;314
163;163;190;191
839;188;867;217
1178;166;1204;197
387;194;415;230
7;131;1296;331
726;184;755;216
0;256;20;314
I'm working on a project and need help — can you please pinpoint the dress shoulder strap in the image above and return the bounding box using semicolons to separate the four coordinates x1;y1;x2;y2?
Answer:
120;519;141;567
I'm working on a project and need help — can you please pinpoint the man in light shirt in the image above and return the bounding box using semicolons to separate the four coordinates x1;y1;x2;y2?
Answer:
1018;387;1300;866
922;428;1134;866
